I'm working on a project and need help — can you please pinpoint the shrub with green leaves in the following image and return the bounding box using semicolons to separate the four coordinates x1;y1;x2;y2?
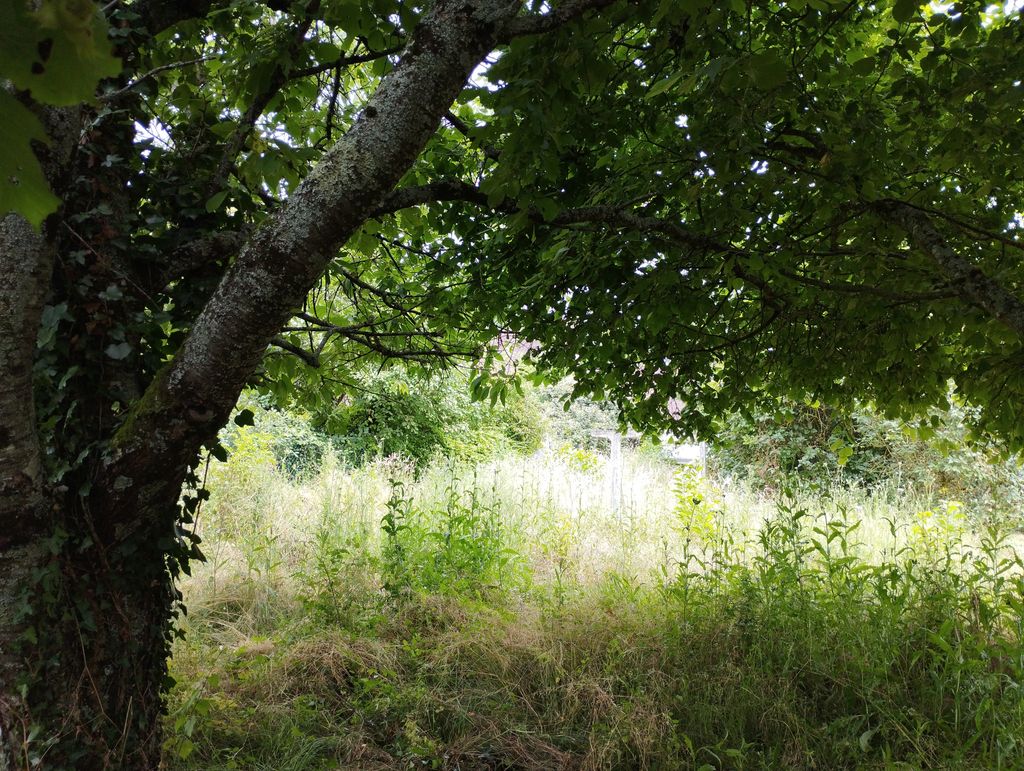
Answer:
221;397;331;480
712;400;1024;519
316;371;544;467
536;378;620;450
380;476;530;601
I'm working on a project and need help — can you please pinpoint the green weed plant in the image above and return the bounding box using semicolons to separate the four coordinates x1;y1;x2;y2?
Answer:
165;446;1024;769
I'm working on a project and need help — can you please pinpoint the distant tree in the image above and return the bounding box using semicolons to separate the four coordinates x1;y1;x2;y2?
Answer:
0;0;1021;766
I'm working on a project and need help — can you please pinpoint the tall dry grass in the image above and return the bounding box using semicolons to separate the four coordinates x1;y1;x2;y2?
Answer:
164;433;1024;769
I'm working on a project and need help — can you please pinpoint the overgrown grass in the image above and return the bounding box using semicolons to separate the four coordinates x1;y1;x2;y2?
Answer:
165;431;1024;769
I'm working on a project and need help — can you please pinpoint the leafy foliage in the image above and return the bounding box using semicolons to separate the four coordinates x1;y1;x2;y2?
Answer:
315;371;544;467
423;0;1024;445
711;399;1024;517
0;1;120;225
220;373;545;479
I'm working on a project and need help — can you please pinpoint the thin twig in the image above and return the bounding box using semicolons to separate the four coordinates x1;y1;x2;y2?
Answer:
100;57;214;102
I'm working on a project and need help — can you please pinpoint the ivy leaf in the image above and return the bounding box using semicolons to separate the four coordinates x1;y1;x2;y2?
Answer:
0;92;60;227
208;443;229;462
104;341;133;360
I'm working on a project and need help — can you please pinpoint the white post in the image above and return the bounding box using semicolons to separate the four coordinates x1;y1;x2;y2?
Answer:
609;432;622;519
590;430;626;519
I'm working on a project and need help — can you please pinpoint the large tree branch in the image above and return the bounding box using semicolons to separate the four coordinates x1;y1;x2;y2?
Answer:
99;0;522;528
270;336;322;367
880;200;1024;339
143;230;250;292
370;179;488;217
371;180;734;252
100;56;214;102
776;268;957;304
547;205;733;252
130;0;218;36
373;181;962;308
444;111;501;160
128;0;299;36
272;322;465;367
893;201;1024;255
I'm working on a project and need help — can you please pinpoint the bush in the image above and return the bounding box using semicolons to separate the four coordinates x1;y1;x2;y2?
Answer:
379;478;531;601
711;400;1024;519
315;370;545;467
222;397;330;480
535;378;620;450
324;379;450;467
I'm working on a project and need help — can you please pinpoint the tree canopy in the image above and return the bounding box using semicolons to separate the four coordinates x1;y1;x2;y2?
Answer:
1;0;1023;765
451;0;1024;444
6;1;1023;442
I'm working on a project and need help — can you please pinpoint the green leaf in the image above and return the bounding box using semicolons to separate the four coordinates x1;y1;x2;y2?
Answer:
892;0;919;23
177;738;196;760
647;70;684;98
205;190;229;212
0;3;120;226
534;198;561;222
104;341;132;360
234;408;256;426
0;2;121;106
0;92;60;227
748;51;788;89
850;55;876;75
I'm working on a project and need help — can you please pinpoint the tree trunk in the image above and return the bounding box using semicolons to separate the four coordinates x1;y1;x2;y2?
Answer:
0;212;54;768
0;209;181;767
2;511;178;769
2;0;607;764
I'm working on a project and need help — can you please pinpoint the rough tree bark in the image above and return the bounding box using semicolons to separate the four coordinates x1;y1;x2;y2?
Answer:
0;98;90;767
0;0;612;767
0;215;54;770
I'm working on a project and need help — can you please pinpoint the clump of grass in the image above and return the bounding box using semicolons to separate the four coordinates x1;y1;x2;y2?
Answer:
164;440;1024;769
